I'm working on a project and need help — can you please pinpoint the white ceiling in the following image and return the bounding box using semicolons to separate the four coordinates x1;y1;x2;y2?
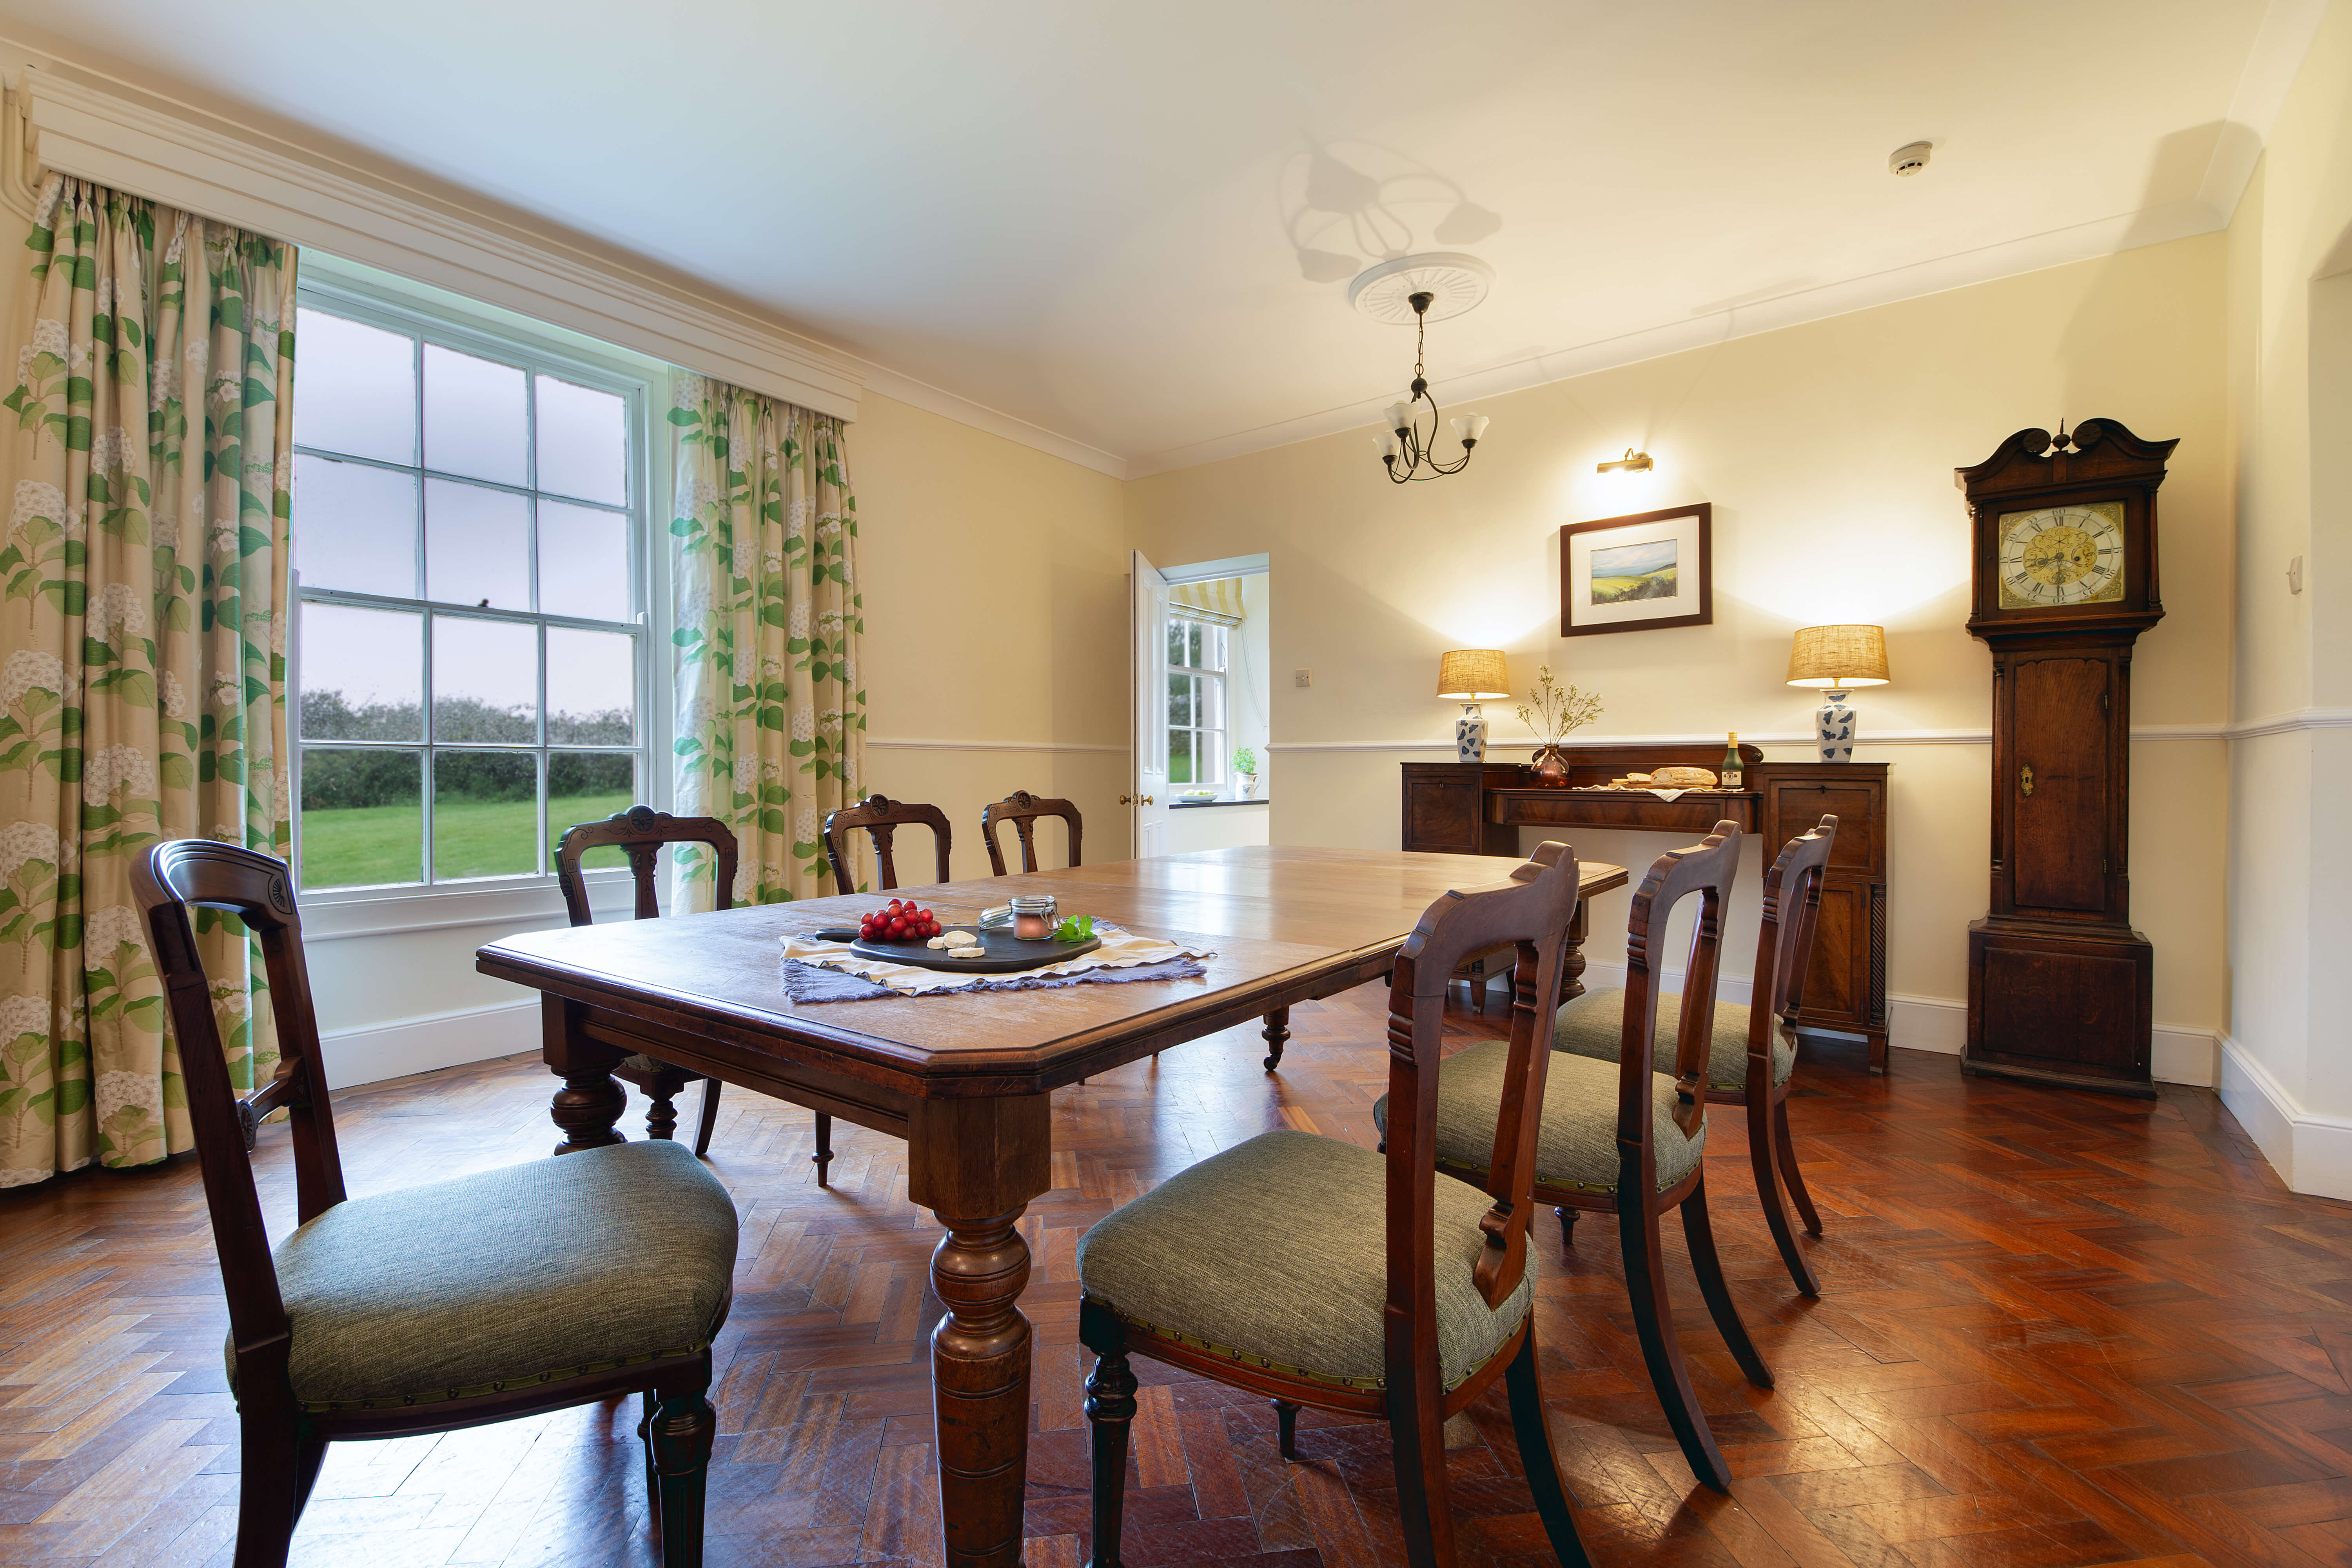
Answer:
0;1;2322;476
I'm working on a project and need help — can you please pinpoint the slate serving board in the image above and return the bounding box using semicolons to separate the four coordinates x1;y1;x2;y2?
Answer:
846;929;1103;975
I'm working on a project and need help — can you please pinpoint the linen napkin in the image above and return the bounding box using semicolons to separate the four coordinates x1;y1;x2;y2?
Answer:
779;921;1214;1002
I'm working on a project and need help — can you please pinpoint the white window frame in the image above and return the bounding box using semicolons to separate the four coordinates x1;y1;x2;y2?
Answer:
1166;613;1229;788
289;257;675;938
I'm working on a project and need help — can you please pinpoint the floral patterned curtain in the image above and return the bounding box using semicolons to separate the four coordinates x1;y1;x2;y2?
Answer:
0;176;294;1185
668;372;865;908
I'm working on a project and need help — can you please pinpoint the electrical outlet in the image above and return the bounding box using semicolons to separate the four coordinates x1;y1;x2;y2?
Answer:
2288;555;2305;594
1294;669;1312;688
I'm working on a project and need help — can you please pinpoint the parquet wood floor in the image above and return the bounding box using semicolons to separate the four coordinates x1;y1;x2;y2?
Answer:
5;981;2352;1568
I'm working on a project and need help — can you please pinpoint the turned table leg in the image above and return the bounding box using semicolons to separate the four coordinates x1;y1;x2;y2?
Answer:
909;1095;1052;1568
543;996;627;1156
1261;1006;1290;1073
1557;898;1592;1010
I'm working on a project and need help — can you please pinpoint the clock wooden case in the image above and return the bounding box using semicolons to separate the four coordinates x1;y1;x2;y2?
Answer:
1958;418;2174;1096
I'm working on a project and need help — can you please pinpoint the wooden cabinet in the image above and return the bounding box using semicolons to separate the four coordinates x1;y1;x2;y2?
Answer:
1402;754;1892;1071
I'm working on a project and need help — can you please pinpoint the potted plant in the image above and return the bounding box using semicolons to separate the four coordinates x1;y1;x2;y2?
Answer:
1516;666;1602;786
1231;747;1258;798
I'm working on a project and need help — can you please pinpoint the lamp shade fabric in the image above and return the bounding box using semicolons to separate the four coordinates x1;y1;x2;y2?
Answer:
1436;649;1510;701
1786;625;1891;689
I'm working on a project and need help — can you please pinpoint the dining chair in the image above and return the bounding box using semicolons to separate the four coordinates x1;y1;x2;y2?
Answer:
133;840;736;1568
1374;824;1768;1494
1076;844;1592;1568
979;789;1083;875
554;805;738;1160
1552;816;1839;1295
823;793;952;896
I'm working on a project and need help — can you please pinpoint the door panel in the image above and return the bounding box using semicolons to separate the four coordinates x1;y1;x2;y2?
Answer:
2011;657;2109;913
1799;882;1861;1024
1131;552;1169;857
1980;944;2141;1068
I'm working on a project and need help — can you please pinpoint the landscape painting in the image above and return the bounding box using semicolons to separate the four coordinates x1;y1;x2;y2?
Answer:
1588;539;1679;603
1561;503;1713;636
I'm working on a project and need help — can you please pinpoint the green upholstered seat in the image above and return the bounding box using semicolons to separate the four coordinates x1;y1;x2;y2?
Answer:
232;1139;737;1412
1075;1130;1530;1393
1555;987;1793;1093
1374;1045;1704;1196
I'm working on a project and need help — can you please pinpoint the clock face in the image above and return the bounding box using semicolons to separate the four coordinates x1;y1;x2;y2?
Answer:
1997;502;2126;608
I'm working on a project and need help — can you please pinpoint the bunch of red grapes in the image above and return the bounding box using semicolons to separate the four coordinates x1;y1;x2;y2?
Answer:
859;898;940;943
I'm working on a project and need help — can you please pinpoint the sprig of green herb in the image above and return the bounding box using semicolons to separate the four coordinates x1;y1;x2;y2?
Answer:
1054;914;1095;943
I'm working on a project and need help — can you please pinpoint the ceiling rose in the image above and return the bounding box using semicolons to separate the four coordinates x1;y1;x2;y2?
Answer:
1348;252;1494;325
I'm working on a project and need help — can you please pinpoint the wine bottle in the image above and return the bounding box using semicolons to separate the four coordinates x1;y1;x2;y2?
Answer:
1720;731;1744;790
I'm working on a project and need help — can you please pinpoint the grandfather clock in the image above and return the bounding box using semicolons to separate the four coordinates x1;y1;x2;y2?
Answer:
1958;419;2174;1097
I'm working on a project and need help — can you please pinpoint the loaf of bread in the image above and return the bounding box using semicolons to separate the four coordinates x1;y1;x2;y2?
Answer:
1648;765;1718;789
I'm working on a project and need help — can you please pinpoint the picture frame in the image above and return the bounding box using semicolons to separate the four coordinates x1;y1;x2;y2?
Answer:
1559;503;1713;637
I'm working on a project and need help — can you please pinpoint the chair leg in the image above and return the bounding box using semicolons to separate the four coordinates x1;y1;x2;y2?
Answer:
1503;1324;1593;1568
1750;1089;1819;1296
1680;1176;1773;1389
643;1081;681;1142
1386;1359;1457;1568
1774;1096;1823;1236
1272;1398;1299;1460
691;1078;722;1158
1555;1205;1577;1251
650;1382;717;1568
812;1111;833;1188
1082;1319;1138;1568
233;1418;302;1568
1261;1007;1290;1073
1616;1186;1732;1492
637;1389;659;1518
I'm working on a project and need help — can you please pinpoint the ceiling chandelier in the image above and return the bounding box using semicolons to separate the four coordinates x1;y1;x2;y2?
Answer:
1352;253;1492;484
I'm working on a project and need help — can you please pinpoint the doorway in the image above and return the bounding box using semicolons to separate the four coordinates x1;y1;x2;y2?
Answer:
1129;552;1270;858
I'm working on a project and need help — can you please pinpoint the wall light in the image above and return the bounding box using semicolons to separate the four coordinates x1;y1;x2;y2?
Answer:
1596;448;1653;474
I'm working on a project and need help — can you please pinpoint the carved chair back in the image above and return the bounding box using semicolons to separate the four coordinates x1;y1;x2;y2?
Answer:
553;806;739;927
132;840;342;1414
1616;822;1743;1197
823;793;953;896
1748;815;1838;1069
1383;841;1583;1383
980;791;1083;876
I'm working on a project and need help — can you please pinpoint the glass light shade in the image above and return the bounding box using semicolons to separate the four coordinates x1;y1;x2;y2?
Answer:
1452;414;1490;442
1384;400;1412;432
1377;430;1401;458
1435;648;1510;701
1786;624;1892;688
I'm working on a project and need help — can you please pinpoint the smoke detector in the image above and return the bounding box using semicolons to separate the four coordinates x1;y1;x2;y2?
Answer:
1889;141;1933;177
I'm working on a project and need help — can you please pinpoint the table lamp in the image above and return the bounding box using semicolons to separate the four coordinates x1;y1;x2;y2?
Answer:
1786;625;1890;762
1436;650;1510;762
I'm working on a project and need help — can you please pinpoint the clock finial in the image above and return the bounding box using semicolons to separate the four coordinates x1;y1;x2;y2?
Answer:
2051;419;2073;453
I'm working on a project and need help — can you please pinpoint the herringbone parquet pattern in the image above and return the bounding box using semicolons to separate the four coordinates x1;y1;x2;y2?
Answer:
5;981;2351;1567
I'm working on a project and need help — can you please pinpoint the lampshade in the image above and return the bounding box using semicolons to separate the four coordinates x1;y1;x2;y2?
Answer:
1384;400;1412;432
1786;625;1891;689
1452;414;1490;443
1436;649;1510;701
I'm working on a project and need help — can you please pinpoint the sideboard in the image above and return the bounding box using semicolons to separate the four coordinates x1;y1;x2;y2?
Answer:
1401;746;1891;1072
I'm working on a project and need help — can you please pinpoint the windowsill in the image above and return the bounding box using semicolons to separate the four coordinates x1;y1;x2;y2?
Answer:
1168;795;1269;809
298;869;646;942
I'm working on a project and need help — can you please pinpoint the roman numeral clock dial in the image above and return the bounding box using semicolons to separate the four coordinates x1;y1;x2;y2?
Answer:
1997;502;2125;608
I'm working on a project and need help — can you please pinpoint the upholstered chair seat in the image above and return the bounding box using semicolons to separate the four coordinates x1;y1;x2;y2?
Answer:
1553;987;1795;1093
243;1141;737;1412
1076;1130;1532;1393
1374;1049;1704;1196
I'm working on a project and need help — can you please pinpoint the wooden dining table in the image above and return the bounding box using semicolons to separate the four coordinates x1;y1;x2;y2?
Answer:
475;844;1628;1568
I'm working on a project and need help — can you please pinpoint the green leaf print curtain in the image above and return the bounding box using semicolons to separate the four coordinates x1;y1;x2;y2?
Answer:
668;372;866;908
0;176;295;1185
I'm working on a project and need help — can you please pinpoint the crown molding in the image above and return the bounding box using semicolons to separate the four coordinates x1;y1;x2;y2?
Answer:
20;70;866;421
2197;0;2332;225
854;362;1129;479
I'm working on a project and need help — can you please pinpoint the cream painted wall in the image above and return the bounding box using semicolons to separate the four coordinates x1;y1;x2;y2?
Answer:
2218;0;2352;1196
1125;235;2234;1064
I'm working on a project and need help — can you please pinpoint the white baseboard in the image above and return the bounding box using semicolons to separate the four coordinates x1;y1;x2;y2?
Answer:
2219;1034;2352;1200
319;1000;539;1090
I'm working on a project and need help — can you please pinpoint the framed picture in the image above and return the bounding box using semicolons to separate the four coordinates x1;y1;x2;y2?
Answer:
1559;503;1713;637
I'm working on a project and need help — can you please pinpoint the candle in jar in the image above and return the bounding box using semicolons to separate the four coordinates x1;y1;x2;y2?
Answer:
1009;895;1058;940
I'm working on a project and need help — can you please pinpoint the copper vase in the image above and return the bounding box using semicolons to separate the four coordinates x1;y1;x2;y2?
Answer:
1529;746;1572;786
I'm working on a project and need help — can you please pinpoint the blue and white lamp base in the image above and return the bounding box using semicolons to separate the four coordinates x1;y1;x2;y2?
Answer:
1456;703;1488;763
1817;691;1856;762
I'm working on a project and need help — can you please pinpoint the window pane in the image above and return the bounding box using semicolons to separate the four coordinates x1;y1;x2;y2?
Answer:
299;604;421;740
432;616;537;742
293;455;417;596
549;752;637;871
1189;622;1205;667
423;344;527;486
293;309;415;465
1169;728;1193;785
1167;672;1192;728
1206;625;1227;672
425;479;531;609
1165;618;1184;669
535;375;626;505
546;627;634;744
537;501;630;622
433;751;537;880
1201;672;1227;731
299;748;421;889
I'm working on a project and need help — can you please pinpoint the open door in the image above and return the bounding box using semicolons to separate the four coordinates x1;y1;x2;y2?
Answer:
1129;550;1169;857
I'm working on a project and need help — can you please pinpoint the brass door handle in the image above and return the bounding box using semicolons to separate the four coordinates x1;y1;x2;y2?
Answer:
1120;794;1155;806
2020;763;2034;797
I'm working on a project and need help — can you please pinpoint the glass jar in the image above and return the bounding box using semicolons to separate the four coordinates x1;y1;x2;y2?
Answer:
1009;894;1058;940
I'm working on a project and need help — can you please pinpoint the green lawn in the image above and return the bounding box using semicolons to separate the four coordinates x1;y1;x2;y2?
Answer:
299;791;634;889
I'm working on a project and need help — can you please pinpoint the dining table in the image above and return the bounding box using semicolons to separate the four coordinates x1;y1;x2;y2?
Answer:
475;844;1629;1568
